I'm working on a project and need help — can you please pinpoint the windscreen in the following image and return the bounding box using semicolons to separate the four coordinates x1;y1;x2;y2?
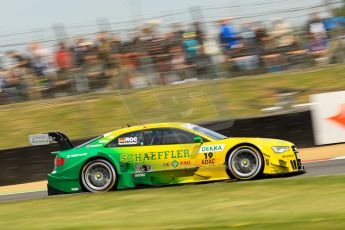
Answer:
184;124;228;140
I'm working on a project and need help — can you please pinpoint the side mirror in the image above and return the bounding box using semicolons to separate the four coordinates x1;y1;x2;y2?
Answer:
193;136;203;144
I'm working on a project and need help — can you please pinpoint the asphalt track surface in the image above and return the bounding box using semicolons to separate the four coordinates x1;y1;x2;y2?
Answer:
1;158;345;202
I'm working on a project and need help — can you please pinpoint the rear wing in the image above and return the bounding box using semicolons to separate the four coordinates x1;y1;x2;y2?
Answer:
29;132;74;151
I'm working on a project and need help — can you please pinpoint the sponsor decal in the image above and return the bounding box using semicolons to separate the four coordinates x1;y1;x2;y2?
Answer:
98;140;109;143
201;159;215;164
201;152;215;164
134;173;146;177
311;91;345;145
71;187;79;191
118;137;138;146
29;134;50;145
199;144;225;153
163;160;190;167
135;164;152;172
120;149;190;163
171;160;179;168
66;153;87;158
180;160;191;165
327;104;345;129
141;164;151;172
86;144;102;148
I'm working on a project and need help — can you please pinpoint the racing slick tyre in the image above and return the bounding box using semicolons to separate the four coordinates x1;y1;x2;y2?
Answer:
81;159;117;192
226;146;263;180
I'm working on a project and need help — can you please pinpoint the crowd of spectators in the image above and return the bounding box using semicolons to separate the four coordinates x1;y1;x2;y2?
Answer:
0;13;344;104
219;14;345;75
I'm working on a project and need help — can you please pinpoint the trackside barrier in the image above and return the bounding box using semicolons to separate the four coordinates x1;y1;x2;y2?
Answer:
203;110;314;148
0;110;314;186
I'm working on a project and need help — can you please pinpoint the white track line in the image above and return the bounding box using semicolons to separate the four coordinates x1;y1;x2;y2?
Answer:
0;189;46;196
333;156;345;160
303;156;345;164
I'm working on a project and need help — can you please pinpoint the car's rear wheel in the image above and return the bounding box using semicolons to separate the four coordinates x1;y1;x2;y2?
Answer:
81;159;116;192
227;146;263;180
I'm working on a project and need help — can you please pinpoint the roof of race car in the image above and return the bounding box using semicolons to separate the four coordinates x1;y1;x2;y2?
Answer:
73;122;208;149
103;122;194;138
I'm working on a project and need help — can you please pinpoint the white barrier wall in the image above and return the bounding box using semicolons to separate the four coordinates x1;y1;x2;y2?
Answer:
311;91;345;145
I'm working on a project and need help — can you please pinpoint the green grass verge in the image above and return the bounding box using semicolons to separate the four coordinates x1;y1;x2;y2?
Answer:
0;65;345;149
0;175;345;230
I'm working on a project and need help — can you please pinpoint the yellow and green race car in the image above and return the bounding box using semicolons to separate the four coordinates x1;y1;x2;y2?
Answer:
29;122;305;195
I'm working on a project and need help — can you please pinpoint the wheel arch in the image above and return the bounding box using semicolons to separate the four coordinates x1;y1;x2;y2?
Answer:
225;143;264;179
225;143;263;163
79;155;118;192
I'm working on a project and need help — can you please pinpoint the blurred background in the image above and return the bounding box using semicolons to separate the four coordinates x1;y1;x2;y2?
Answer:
0;0;344;149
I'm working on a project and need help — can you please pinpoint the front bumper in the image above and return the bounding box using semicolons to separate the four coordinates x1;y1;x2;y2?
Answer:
263;145;306;175
267;157;306;174
297;159;306;172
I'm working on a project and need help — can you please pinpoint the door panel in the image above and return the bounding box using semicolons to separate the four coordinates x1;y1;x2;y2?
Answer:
193;143;226;167
192;142;229;179
106;128;229;183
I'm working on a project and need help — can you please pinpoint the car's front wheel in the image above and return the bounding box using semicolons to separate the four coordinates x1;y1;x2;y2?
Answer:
227;146;263;180
81;159;117;192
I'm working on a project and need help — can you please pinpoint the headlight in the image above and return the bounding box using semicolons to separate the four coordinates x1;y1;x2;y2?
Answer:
272;146;290;153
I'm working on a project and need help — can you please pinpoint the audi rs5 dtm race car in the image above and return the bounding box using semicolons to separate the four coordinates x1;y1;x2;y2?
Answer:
29;122;305;195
